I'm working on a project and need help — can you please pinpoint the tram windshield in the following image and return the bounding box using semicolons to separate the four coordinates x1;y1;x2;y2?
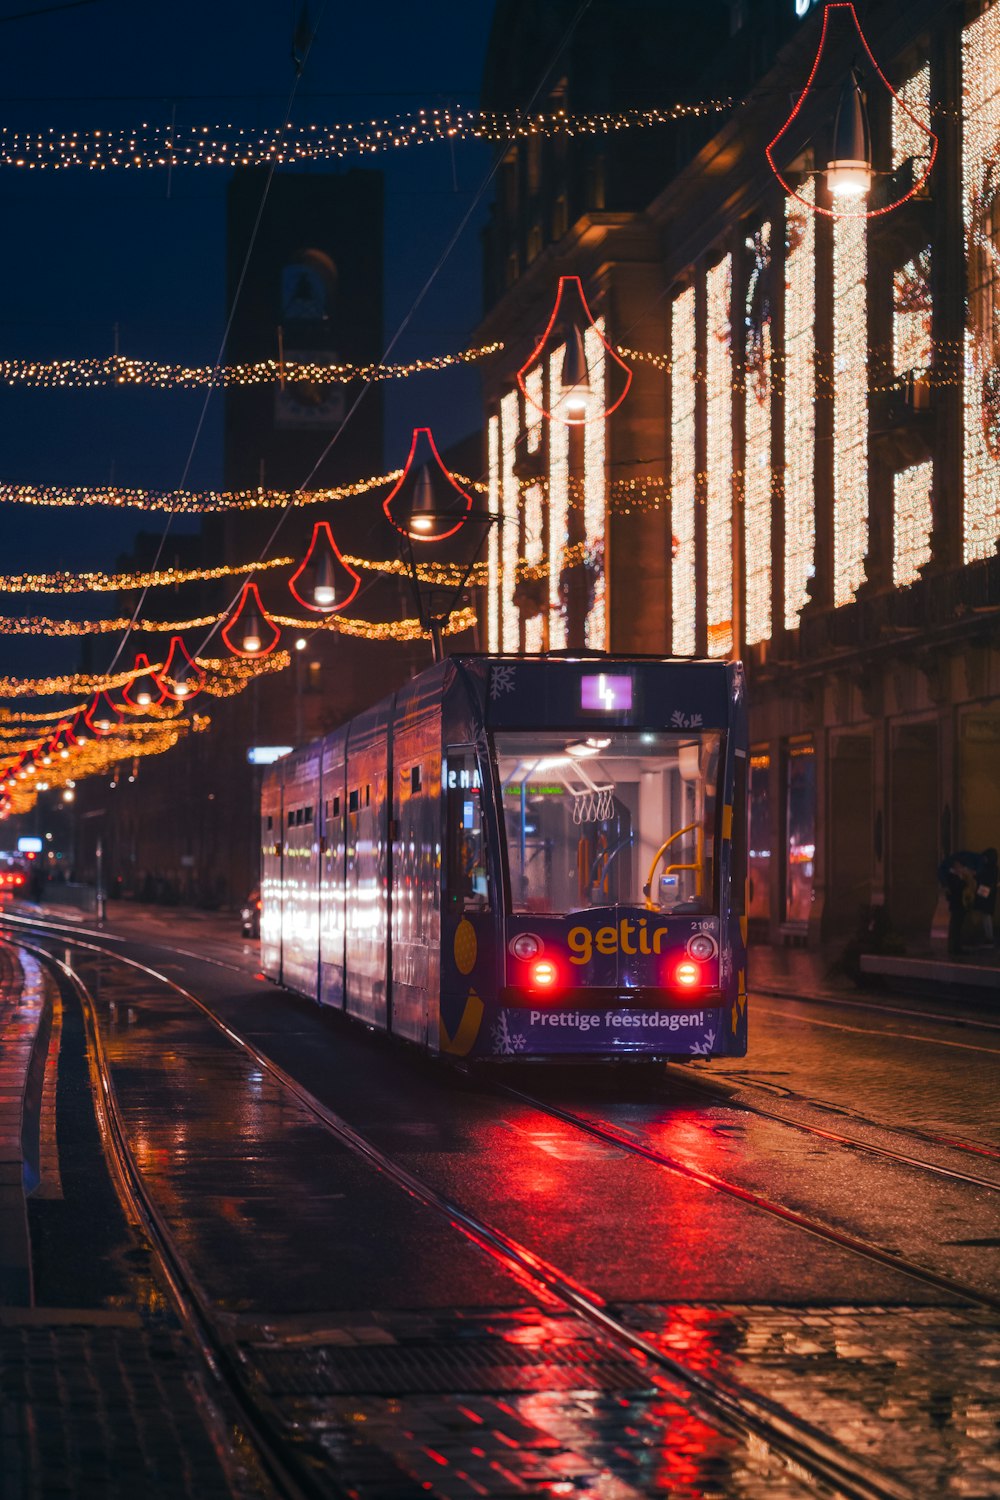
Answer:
493;730;721;916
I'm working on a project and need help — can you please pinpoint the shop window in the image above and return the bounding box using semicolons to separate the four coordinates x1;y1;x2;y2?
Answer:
749;750;771;920
785;739;815;924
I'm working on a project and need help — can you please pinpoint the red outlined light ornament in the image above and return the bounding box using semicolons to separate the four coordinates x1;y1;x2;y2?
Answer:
766;3;938;220
159;634;204;700
382;428;473;542
221;581;281;657
121;653;166;711
85;690;124;737
517;275;632;424
288;522;362;611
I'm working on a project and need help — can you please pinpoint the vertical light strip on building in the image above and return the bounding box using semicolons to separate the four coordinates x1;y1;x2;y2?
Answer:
745;225;772;646
524;366;544;453
522;365;546;651
500;389;520;651
584;321;607;649
487;413;500;651
784;182;815;630
893;461;934;587
705;257;733;657
963;2;1000;563
523;483;545;652
547;347;569;649
670;287;697;655
832;212;869;607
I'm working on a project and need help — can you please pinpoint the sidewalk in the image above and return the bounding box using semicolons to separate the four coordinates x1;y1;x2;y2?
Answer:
750;938;1000;1007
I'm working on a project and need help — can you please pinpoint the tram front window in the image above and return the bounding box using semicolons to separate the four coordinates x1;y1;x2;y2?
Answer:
493;730;721;915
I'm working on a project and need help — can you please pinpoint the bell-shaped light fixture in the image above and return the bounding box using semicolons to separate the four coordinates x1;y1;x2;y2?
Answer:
221;581;281;658
383;429;474;542
288;522;361;612
121;653;165;711
766;2;937;220
516;275;632;425
827;67;871;200
85;690;123;737
159;635;204;701
69;713;88;747
559;325;591;420
52;724;72;760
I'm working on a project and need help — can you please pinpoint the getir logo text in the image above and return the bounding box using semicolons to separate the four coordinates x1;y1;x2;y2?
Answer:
568;919;670;965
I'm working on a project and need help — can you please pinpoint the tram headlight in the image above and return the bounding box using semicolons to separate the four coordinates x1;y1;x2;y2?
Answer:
509;932;542;961
531;959;557;988
686;933;717;961
675;960;700;988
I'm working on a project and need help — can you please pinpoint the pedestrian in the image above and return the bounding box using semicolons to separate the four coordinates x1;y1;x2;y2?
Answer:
938;850;978;957
974;847;998;947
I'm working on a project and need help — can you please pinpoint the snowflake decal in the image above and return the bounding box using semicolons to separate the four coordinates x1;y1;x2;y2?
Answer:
670;710;704;730
689;1028;716;1057
490;664;516;700
492;1011;527;1055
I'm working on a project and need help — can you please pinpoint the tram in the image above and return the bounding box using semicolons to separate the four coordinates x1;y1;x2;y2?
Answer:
260;655;748;1060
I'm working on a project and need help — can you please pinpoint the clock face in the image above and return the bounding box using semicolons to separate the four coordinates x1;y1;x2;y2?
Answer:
274;350;346;431
281;263;329;322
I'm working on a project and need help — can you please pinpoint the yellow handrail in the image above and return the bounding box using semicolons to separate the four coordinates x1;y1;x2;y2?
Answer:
643;822;703;910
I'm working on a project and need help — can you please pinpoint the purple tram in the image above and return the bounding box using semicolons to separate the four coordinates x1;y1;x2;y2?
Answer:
260;655;749;1061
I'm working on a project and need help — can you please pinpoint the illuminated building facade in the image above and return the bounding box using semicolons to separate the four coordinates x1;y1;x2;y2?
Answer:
478;0;1000;948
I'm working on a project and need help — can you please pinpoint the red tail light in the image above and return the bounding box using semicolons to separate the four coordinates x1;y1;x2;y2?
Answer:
675;960;700;988
531;959;557;988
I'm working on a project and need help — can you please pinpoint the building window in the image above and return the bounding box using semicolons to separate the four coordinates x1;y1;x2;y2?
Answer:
671;286;697;654
963;3;1000;562
706;256;734;656
749;751;771;920
785;739;816;924
745;224;773;646
784;181;816;631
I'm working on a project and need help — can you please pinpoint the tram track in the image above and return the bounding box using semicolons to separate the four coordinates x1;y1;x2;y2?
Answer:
487;1076;1000;1316
10;919;927;1500
659;1066;1000;1188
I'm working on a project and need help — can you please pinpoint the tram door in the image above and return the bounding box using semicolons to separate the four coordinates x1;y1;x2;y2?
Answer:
318;730;346;1008
260;765;283;982
439;746;492;1057
344;704;391;1029
390;692;441;1044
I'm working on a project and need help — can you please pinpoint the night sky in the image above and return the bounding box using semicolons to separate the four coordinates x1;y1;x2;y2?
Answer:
1;0;497;676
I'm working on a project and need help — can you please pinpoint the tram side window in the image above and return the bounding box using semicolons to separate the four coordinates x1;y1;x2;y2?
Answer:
445;748;489;912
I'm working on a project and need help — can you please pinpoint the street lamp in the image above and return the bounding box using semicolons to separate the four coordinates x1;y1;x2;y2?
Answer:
288;522;361;614
559;325;592;419
826;67;872;201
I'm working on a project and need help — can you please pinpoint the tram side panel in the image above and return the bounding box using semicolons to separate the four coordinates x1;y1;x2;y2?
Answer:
279;745;323;1002
260;762;284;983
345;702;392;1030
389;671;444;1045
318;728;347;1009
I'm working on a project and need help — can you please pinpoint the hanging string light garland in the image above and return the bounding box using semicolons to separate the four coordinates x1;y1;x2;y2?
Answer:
0;651;290;699
0;555;292;594
0;102;733;173
0;341;504;391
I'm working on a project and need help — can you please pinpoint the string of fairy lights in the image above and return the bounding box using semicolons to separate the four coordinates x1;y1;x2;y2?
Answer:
0;101;733;172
